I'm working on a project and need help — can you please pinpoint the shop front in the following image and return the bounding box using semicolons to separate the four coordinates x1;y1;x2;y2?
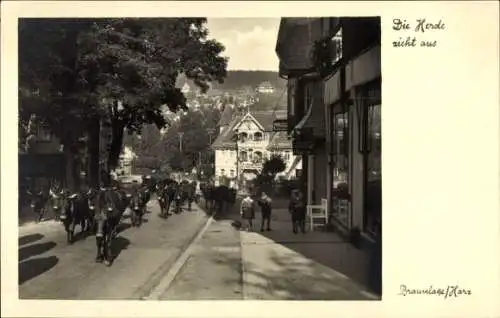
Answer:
325;44;381;239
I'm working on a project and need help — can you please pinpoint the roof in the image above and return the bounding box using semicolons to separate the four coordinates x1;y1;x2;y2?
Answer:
211;109;287;150
267;131;292;151
276;18;341;76
211;114;242;150
218;105;234;127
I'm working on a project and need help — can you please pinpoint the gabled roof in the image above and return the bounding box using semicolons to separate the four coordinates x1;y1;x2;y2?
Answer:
211;109;287;150
267;131;292;151
218;105;234;127
211;114;242;150
233;112;266;131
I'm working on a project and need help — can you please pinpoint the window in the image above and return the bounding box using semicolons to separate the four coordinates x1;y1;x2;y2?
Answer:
283;151;291;161
254;151;263;163
238;132;248;142
230;169;235;177
220;169;226;176
239;151;248;162
331;27;343;65
288;79;297;117
253;132;263;141
330;103;350;229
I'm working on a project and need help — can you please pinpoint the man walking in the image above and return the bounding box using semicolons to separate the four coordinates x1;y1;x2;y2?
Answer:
240;193;255;231
258;191;273;232
289;188;306;234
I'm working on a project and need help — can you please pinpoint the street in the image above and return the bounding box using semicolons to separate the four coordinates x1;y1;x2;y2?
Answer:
19;197;379;300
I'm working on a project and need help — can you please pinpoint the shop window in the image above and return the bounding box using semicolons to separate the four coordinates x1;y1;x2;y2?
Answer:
358;80;381;236
330;103;350;229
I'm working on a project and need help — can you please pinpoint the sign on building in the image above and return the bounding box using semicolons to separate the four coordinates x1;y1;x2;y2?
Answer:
273;119;288;132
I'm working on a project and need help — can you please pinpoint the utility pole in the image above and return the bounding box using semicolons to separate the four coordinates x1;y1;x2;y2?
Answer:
207;128;216;145
178;132;184;153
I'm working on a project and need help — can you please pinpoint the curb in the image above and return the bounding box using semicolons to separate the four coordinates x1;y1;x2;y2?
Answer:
139;202;217;300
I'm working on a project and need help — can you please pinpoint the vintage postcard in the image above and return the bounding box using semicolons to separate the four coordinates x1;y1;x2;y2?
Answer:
1;1;499;318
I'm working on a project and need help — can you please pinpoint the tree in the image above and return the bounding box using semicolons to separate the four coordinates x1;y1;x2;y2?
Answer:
19;18;228;186
262;154;286;178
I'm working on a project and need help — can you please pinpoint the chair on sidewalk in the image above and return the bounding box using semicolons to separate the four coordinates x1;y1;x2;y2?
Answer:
307;198;328;231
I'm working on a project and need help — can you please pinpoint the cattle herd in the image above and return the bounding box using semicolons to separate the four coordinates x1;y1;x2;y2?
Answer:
24;177;238;266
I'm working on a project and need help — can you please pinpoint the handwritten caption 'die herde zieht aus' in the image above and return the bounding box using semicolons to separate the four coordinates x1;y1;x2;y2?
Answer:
392;18;445;48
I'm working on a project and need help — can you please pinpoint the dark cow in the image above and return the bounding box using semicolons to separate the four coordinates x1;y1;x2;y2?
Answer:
129;187;147;227
200;182;216;210
60;192;92;244
156;178;178;217
94;187;131;266
26;189;49;222
179;180;196;211
48;187;68;221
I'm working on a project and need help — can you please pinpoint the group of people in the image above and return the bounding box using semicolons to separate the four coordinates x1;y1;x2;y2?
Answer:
239;188;308;234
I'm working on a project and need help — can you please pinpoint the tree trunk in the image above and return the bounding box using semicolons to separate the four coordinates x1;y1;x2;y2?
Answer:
108;119;125;171
88;116;101;188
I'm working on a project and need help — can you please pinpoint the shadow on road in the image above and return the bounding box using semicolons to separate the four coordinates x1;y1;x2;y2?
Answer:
110;236;130;264
117;222;132;235
19;256;59;285
19;233;44;247
19;241;57;262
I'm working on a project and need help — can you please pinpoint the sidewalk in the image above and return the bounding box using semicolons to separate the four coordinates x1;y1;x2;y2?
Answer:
240;208;380;300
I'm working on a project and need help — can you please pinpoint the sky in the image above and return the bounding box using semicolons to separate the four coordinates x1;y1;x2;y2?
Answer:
206;18;280;71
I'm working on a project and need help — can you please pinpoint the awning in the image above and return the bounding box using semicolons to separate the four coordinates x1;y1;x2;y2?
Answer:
289;99;314;138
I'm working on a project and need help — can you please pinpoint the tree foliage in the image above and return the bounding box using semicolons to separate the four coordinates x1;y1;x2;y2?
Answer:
262;154;287;178
19;18;228;172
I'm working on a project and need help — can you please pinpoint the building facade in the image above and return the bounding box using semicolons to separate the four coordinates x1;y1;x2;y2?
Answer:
212;109;302;187
276;17;381;240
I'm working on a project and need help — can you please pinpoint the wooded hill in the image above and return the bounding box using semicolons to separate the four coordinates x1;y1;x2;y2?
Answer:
177;70;287;92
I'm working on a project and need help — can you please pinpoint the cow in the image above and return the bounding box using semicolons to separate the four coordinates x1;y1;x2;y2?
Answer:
129;187;147;227
26;189;49;222
60;192;92;244
179;180;196;211
200;182;215;210
156;178;178;217
94;187;131;266
48;187;68;221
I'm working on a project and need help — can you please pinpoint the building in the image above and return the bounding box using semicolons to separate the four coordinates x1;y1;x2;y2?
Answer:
115;146;137;176
211;108;302;187
181;82;191;95
256;81;276;94
276;17;381;241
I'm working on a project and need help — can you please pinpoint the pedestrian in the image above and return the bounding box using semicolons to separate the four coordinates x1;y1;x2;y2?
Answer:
289;188;306;234
240;193;255;231
258;191;273;232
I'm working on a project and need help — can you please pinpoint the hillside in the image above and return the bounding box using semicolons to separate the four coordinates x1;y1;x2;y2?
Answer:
176;70;287;92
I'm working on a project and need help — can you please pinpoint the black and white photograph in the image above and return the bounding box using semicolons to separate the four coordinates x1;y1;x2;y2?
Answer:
17;16;382;301
3;1;500;318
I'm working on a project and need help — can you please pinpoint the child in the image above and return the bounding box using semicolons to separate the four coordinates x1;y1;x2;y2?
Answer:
258;192;273;232
240;194;255;231
289;189;306;234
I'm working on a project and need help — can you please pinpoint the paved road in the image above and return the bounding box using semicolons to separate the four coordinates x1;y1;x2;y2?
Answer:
18;199;210;300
